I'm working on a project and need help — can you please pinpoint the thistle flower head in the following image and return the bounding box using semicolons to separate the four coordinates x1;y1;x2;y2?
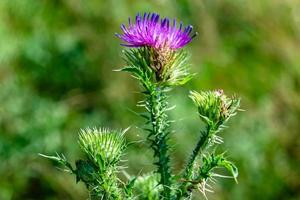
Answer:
189;90;240;128
117;13;196;87
116;13;196;51
78;127;127;168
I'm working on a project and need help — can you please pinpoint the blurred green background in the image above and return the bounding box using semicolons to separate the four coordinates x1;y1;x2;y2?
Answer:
0;0;299;199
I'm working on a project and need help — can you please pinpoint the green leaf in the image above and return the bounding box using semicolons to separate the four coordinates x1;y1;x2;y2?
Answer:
39;153;74;173
75;159;98;184
124;177;137;198
119;66;141;74
222;160;239;183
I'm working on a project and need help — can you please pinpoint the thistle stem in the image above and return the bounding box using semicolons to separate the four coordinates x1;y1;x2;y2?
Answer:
145;85;172;199
88;170;122;200
176;125;211;199
184;125;211;178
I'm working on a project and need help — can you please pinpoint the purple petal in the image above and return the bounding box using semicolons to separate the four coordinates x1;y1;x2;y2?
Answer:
116;12;196;50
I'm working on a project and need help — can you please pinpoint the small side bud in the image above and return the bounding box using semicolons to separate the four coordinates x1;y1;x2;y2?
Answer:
189;90;240;130
133;173;162;199
78;127;127;169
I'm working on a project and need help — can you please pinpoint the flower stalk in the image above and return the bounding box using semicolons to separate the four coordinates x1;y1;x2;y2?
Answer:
175;90;240;199
144;85;172;198
184;126;211;177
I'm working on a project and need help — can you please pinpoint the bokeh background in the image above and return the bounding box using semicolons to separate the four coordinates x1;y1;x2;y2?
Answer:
0;0;299;199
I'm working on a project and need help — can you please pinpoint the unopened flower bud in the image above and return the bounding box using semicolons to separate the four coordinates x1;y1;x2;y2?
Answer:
78;128;127;168
189;90;240;129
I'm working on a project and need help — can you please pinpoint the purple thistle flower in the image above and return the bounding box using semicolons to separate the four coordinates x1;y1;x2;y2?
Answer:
116;13;197;50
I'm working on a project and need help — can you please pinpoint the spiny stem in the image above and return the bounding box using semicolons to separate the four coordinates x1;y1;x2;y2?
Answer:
88;168;122;200
184;125;211;179
176;125;211;199
145;85;172;199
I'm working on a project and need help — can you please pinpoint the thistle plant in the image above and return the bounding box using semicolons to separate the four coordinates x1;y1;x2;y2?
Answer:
41;13;242;200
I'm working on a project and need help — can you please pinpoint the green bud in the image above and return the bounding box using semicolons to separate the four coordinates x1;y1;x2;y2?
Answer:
189;90;240;129
133;173;162;200
78;127;127;169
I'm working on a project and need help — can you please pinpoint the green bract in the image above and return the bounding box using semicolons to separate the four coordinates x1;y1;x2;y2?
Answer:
121;47;194;87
